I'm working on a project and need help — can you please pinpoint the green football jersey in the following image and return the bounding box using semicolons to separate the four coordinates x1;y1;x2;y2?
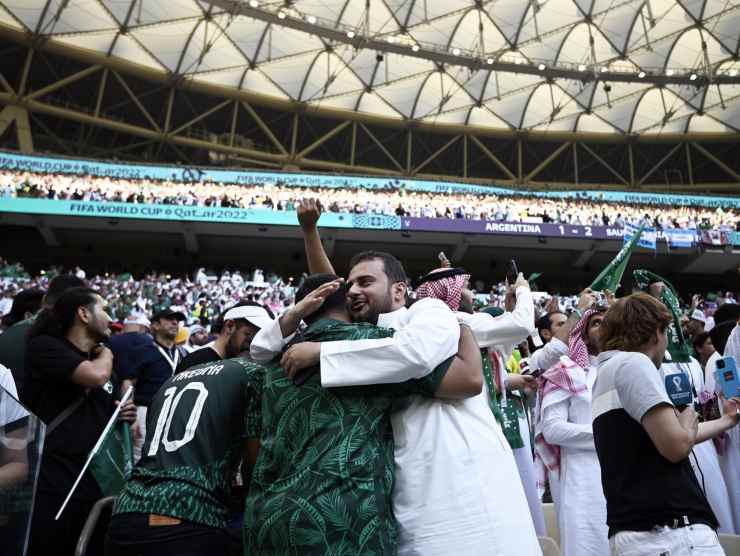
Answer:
244;318;451;556
114;357;262;529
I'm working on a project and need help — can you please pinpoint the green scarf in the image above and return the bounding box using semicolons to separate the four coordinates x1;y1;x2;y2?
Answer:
633;269;692;363
590;224;643;293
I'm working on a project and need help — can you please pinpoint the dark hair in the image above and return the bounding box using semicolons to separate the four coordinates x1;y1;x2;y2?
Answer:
709;321;736;356
45;275;87;307
349;251;407;284
28;287;99;340
536;311;565;333
5;288;44;326
600;292;673;352
713;304;740;327
295;274;347;325
692;331;711;352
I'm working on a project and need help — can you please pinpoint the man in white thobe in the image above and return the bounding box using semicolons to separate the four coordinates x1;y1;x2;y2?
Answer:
253;252;541;556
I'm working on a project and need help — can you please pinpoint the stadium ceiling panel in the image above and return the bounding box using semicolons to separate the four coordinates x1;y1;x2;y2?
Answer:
1;0;739;137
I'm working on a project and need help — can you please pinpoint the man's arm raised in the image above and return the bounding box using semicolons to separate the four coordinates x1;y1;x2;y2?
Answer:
249;279;343;362
297;198;335;275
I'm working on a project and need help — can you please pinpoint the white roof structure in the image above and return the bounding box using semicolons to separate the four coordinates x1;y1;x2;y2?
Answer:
1;0;739;136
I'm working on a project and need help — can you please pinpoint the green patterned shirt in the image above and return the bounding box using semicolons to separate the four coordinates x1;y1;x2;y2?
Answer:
244;318;451;556
114;357;262;529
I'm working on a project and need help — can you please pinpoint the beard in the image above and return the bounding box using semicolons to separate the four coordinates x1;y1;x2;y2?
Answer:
349;289;394;325
225;335;248;359
88;314;110;342
458;296;474;314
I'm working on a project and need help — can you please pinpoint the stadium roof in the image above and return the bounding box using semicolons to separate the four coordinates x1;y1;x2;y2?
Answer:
0;0;739;137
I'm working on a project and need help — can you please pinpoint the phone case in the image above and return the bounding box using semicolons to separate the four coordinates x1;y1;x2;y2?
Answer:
714;357;740;400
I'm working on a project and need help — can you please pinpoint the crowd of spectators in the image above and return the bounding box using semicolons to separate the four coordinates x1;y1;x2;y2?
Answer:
2;258;734;335
2;170;737;231
0;259;296;330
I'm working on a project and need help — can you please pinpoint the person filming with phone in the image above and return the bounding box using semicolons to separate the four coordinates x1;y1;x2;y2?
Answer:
592;293;740;556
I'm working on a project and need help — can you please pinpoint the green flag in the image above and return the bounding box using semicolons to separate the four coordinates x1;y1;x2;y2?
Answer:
633;269;692;363
88;421;134;497
589;224;644;293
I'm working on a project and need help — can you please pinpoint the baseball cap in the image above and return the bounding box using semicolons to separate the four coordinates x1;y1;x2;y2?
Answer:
223;305;274;330
151;309;187;322
124;312;151;327
189;324;206;335
690;309;707;324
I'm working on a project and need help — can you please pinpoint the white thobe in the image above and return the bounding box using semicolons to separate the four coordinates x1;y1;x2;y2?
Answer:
250;298;541;556
662;356;736;534
462;287;547;537
530;337;569;374
541;359;609;556
708;332;740;534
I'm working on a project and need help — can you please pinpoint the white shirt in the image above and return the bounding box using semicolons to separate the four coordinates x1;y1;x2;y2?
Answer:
530;337;569;373
461;286;535;354
250;297;460;383
0;363;26;427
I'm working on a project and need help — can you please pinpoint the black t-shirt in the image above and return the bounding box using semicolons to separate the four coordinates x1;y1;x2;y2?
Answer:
22;335;117;500
175;346;221;374
592;351;718;536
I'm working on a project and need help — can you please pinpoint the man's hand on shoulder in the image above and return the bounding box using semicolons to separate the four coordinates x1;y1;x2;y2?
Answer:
281;342;321;379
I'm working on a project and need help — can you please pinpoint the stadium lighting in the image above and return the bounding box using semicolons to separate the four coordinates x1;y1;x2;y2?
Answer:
689;73;697;81
730;69;738;77
452;48;461;55
578;64;586;71
411;44;420;52
666;69;674;76
600;66;608;73
346;30;355;38
486;57;494;65
386;36;396;43
277;11;286;19
638;71;646;78
306;15;317;24
515;58;523;65
248;0;258;7
538;63;546;70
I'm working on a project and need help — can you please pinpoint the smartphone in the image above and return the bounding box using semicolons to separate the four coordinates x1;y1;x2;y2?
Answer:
714;356;740;400
506;259;518;285
438;251;450;266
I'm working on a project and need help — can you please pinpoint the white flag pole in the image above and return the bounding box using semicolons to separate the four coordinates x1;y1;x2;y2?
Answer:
55;386;133;521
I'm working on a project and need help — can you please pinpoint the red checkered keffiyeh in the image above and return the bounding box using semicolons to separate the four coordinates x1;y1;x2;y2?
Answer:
415;268;470;311
533;356;589;493
568;308;599;369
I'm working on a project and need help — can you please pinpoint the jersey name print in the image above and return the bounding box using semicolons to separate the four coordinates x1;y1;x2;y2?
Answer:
114;357;262;529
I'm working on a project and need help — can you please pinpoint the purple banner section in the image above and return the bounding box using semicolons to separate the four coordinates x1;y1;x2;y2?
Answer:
401;218;624;240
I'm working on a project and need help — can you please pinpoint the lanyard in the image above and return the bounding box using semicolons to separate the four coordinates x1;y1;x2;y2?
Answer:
155;344;180;374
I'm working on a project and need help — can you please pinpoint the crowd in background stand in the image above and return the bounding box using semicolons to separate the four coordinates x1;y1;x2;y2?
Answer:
2;170;738;230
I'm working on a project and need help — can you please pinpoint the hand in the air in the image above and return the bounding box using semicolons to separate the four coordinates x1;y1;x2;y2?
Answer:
297;198;322;231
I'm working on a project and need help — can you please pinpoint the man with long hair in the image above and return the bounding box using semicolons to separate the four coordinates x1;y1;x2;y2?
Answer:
23;287;136;556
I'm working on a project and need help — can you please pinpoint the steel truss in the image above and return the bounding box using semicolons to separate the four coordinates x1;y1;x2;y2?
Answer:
0;30;738;193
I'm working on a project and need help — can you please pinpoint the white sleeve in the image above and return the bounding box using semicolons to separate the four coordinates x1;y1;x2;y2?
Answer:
320;298;460;387
462;287;535;349
541;399;595;450
249;317;295;363
0;366;18;399
530;338;568;372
